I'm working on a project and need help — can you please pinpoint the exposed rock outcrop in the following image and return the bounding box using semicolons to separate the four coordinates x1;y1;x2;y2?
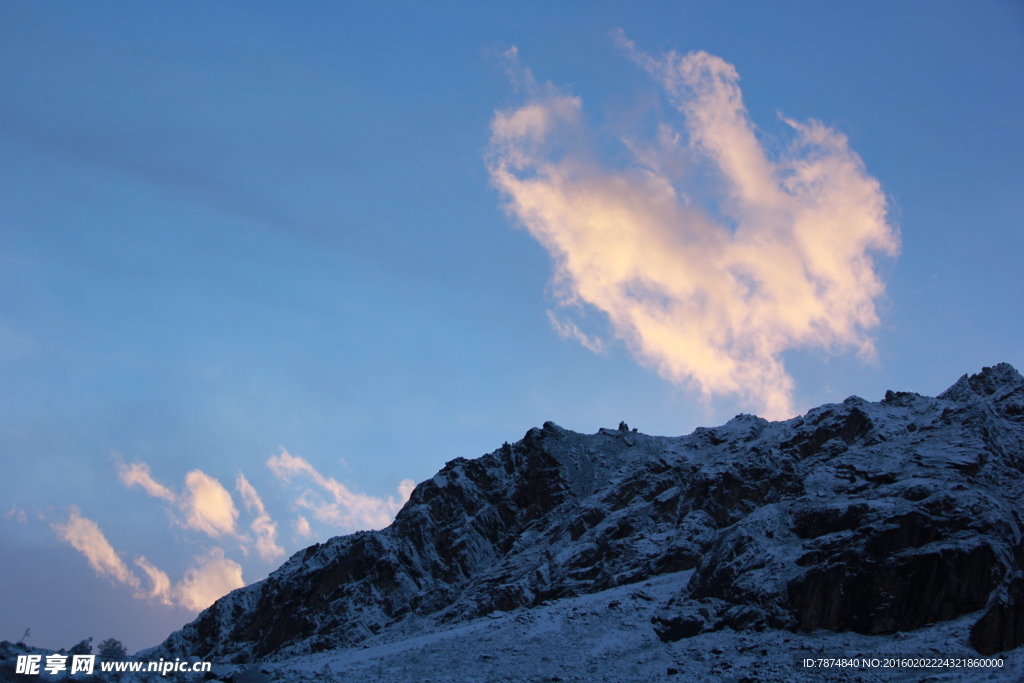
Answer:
150;364;1024;663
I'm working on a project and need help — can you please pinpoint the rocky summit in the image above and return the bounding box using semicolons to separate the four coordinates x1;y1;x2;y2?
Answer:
151;364;1024;666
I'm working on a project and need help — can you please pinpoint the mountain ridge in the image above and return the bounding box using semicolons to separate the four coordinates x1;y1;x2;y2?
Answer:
148;363;1024;664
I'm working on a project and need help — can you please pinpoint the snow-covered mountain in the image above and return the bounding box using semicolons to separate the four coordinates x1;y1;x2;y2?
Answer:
150;364;1024;673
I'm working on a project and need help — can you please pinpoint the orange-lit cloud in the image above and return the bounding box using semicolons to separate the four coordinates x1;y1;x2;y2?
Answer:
118;460;241;539
175;548;245;612
181;470;240;538
135;556;174;606
117;461;176;502
488;40;899;419
53;506;245;612
236;473;285;562
267;449;415;532
71;454;414;610
52;507;140;589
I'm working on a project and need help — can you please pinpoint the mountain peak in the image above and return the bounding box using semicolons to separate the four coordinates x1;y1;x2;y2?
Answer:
148;364;1024;665
939;362;1023;402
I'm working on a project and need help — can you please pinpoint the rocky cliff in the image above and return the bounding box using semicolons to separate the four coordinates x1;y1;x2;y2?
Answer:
151;364;1024;663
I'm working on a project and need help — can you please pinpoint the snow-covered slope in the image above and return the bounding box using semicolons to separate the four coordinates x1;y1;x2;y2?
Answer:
241;575;1023;683
149;364;1024;669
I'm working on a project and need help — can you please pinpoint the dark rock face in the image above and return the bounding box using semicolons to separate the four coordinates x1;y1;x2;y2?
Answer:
152;364;1024;662
971;571;1024;655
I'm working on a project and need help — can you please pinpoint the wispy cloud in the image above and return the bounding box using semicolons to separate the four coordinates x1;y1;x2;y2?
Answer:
117;461;176;502
4;506;27;523
547;310;605;353
65;452;413;610
117;460;241;538
236;473;285;562
488;38;899;419
135;556;173;606
52;507;140;590
53;507;244;612
267;449;415;532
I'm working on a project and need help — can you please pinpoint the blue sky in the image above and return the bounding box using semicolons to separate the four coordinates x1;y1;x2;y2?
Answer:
1;1;1022;653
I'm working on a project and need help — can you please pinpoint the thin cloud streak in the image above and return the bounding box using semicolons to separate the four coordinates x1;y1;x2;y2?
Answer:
547;310;605;354
267;449;415;532
487;39;899;419
135;556;174;606
236;473;285;562
52;507;140;590
117;461;176;502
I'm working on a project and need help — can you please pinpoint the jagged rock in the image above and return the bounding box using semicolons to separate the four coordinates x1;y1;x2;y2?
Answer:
149;364;1024;662
971;571;1024;655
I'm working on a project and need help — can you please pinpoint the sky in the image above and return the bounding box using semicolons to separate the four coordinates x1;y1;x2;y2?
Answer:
1;0;1022;654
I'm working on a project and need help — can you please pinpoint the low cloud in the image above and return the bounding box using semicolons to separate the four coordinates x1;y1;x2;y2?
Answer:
53;506;244;612
293;515;314;540
268;449;415;532
68;454;410;610
175;548;245;612
135;556;173;606
488;38;899;419
236;473;285;562
52;507;140;590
